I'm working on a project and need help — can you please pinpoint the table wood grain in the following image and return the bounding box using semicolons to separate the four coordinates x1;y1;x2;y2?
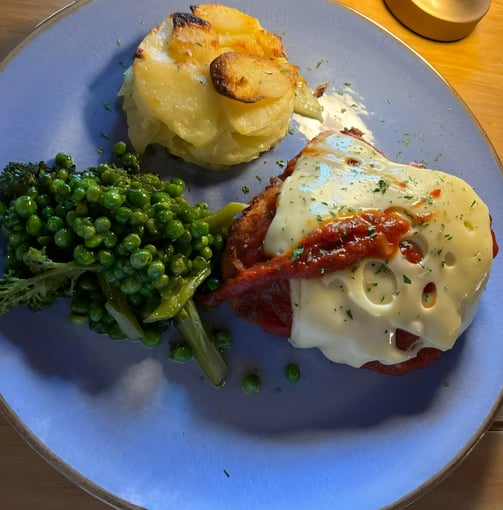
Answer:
1;1;502;509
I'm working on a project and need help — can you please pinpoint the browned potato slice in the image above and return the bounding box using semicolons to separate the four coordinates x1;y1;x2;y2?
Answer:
210;52;298;103
190;4;286;57
167;11;220;63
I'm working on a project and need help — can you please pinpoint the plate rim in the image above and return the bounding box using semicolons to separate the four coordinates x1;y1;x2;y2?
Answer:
0;1;502;509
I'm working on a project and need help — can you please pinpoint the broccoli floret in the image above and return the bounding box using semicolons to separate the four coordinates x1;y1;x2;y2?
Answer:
0;162;49;200
0;247;100;315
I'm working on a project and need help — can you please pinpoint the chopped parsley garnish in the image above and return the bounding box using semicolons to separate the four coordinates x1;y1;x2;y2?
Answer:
373;179;389;194
291;246;305;261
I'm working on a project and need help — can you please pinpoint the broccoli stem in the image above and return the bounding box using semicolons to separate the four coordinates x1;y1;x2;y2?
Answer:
98;275;146;341
144;265;211;323
174;299;228;387
204;202;247;232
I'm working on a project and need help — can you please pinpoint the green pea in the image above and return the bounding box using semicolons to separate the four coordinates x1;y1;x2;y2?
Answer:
73;245;96;265
152;274;169;289
130;249;152;269
120;277;142;295
54;227;75;248
96;249;115;266
36;193;51;208
103;231;118;248
147;260;165;280
55;152;74;169
74;218;96;239
212;233;225;251
285;363;301;383
71;295;91;315
126;188;150;208
190;220;209;239
242;372;261;395
121;152;139;169
25;214;43;236
25;185;39;199
101;189;125;209
163;219;185;240
65;210;79;227
192;235;209;252
85;185;103;203
121;233;142;252
100;167;119;185
199;246;213;260
150;192;171;205
170;256;188;275
145;218;160;236
46;215;64;233
53;181;72;199
38;173;53;190
70;313;88;326
114;206;132;224
142;328;162;348
15;243;30;261
94;216;112;233
130;210;149;226
143;244;157;255
171;342;193;363
56;169;69;181
14;195;37;218
178;204;198;223
214;329;231;351
40;205;55;219
113;141;128;156
79;176;97;189
88;302;105;322
155;209;174;226
84;233;104;249
76;276;98;292
71;186;86;202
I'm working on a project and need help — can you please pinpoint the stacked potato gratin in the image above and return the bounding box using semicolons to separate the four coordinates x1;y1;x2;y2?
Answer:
119;3;322;170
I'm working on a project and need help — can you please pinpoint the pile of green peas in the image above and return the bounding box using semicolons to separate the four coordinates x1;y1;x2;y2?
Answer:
0;143;225;345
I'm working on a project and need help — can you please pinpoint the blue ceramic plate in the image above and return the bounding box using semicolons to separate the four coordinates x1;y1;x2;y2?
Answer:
0;1;502;509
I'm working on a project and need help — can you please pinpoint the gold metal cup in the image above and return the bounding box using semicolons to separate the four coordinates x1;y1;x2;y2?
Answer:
383;0;491;41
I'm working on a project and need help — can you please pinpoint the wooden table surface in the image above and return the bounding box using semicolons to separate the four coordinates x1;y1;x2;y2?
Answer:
1;0;502;509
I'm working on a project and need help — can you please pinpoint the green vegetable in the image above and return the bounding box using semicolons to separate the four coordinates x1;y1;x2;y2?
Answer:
242;372;261;395
213;328;231;351
174;299;228;387
285;362;301;383
0;146;246;386
170;341;193;363
0;247;99;314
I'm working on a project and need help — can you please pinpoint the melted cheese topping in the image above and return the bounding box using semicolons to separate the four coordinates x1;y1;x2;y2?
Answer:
263;132;493;367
